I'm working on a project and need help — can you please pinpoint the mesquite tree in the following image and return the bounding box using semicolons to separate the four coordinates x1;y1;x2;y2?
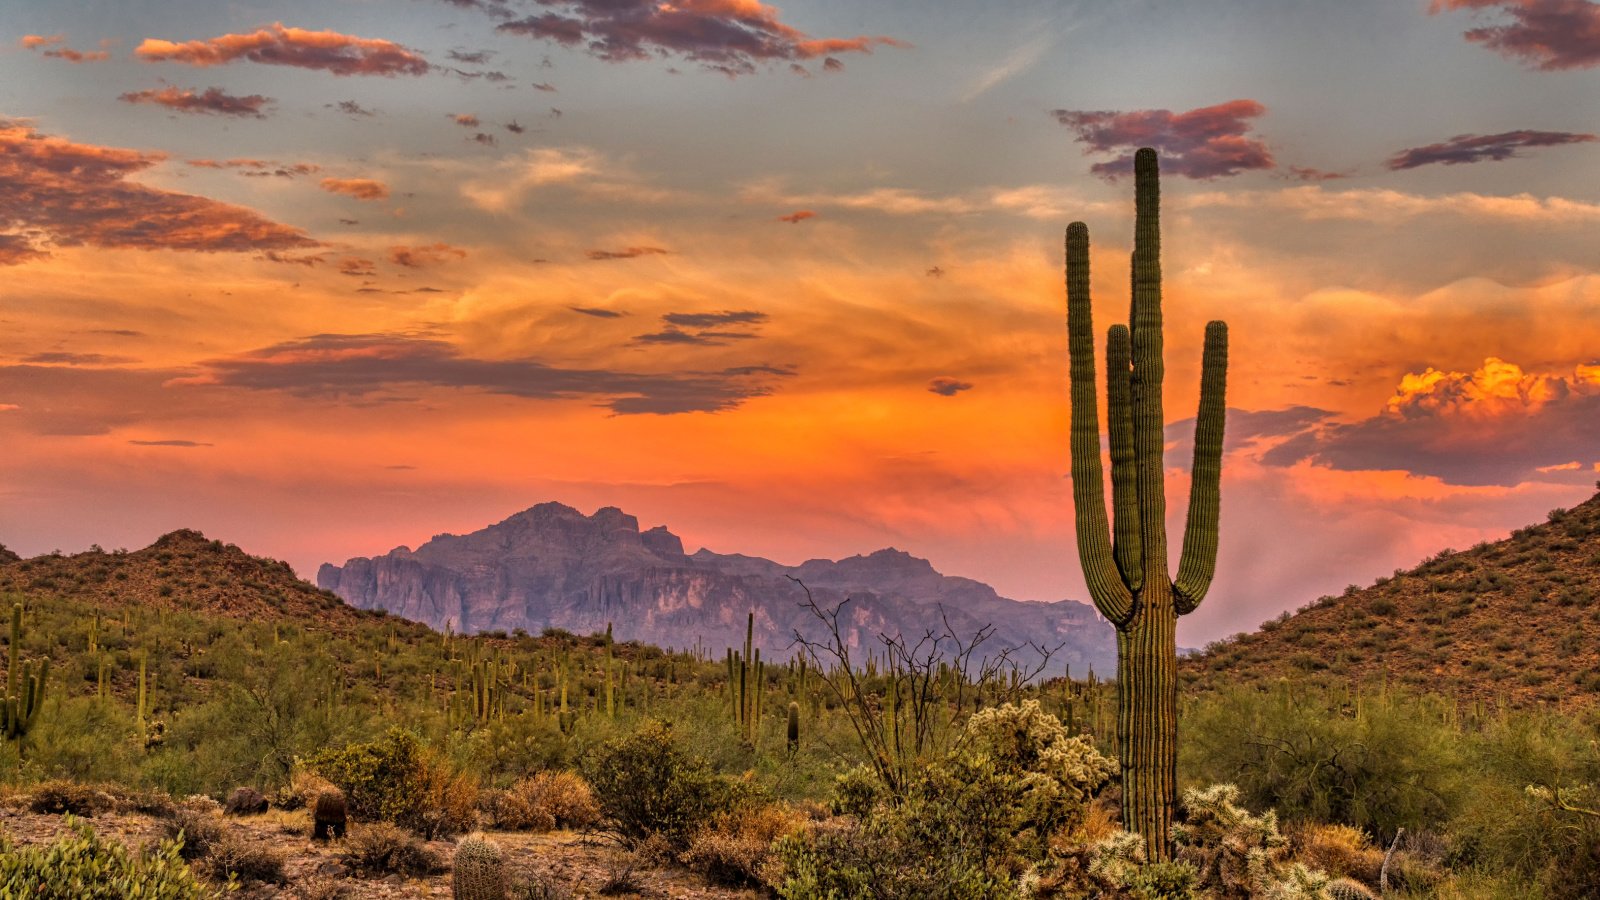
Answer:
1065;147;1227;859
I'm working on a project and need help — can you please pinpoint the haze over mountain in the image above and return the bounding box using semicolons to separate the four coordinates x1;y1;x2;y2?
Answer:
318;502;1115;676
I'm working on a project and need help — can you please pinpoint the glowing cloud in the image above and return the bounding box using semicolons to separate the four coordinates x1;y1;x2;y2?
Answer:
1052;99;1275;179
389;243;468;267
1430;0;1600;71
319;177;390;201
136;23;431;77
0;118;315;263
494;0;905;77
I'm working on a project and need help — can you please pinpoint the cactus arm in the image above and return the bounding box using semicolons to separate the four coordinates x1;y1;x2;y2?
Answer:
1175;321;1228;614
1129;147;1170;589
1106;324;1143;591
1065;221;1134;625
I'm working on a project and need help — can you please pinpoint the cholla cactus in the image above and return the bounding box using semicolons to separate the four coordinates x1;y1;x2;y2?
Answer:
452;832;507;900
1087;830;1148;886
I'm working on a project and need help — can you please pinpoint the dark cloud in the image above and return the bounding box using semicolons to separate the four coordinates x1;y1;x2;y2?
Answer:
447;49;494;64
586;246;669;260
0;119;316;264
328;99;376;117
129;439;212;447
661;310;766;328
1431;0;1600;70
1166;405;1334;468
1284;166;1350;182
928;378;972;396
1259;360;1600;486
187;158;320;178
505;120;526;134
389;243;467;267
338;257;377;277
120;86;274;118
532;82;557;92
1051;99;1275;179
472;132;497;146
137;24;431;76
926;266;944;278
1386;129;1597;169
569;306;625;318
22;352;138;366
171;332;786;415
493;0;905;77
777;210;815;224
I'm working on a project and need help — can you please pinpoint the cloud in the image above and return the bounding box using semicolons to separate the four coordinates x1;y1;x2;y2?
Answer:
20;35;111;62
961;32;1052;102
0;118;315;263
587;246;669;260
661;310;765;328
170;332;787;414
22;352;137;366
505;120;526;134
1262;358;1600;486
1386;129;1597;169
1051;99;1275;179
338;257;377;276
448;48;494;64
119;86;274;118
1430;0;1600;70
451;113;481;128
319;177;390;201
1183;184;1600;224
136;23;431;77
928;378;973;396
187;158;320;178
569;306;625;318
472;132;497;146
532;82;558;92
493;0;905;77
389;243;467;267
328;99;376;116
1284;166;1350;182
777;210;816;224
129;439;212;447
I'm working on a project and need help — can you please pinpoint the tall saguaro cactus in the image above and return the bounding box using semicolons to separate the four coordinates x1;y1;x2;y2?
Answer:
1065;147;1228;859
3;603;49;742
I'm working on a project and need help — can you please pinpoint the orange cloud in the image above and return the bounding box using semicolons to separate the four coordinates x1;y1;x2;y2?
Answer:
135;23;430;77
20;34;110;62
319;177;390;201
777;210;816;224
0;118;316;263
586;246;670;260
389;243;467;267
119;86;274;118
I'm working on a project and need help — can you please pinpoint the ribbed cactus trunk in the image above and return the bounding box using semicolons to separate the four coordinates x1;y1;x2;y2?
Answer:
1065;147;1228;860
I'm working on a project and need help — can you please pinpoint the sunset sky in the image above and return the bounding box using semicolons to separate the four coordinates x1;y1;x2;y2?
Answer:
3;0;1598;644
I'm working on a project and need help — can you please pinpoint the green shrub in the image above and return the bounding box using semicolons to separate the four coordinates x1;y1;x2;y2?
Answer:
581;719;734;851
0;818;211;898
302;727;479;838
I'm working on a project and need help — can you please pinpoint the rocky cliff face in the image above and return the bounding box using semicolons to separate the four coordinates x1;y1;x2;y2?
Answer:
318;502;1116;676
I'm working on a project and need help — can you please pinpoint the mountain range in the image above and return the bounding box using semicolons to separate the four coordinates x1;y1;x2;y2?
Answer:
318;502;1116;677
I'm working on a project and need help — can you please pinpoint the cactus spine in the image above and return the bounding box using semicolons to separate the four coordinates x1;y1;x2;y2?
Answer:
1064;147;1228;859
453;832;508;900
2;604;48;741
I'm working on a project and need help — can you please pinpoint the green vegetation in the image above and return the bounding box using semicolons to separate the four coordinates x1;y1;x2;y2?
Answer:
1065;145;1229;858
0;818;210;898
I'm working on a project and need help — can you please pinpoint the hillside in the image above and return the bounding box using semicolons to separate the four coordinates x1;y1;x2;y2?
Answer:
1183;489;1600;707
0;529;394;637
320;502;1116;677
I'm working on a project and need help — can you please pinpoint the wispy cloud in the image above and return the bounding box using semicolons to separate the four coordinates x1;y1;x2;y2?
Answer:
1386;129;1596;169
960;32;1053;102
119;86;274;118
136;23;431;77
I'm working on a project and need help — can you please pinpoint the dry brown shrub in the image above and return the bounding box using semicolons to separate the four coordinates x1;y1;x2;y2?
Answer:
681;802;805;889
1292;822;1382;885
502;770;599;832
206;832;288;885
277;770;337;810
342;822;446;877
402;751;480;839
27;780;116;817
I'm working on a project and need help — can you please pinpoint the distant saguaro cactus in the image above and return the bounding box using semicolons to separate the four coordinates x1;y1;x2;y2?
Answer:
452;832;508;900
1065;147;1228;859
2;603;49;742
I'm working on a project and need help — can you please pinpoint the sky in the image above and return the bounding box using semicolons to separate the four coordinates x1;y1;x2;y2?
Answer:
2;0;1598;645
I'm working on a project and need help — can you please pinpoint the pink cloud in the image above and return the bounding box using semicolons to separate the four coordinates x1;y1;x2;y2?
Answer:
1430;0;1600;71
494;0;905;77
119;86;274;118
0;118;316;264
20;34;111;62
1051;99;1275;179
136;23;431;77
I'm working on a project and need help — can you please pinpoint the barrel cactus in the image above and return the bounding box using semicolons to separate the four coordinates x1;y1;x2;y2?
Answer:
1326;877;1380;900
1065;147;1228;858
312;789;347;842
452;832;507;900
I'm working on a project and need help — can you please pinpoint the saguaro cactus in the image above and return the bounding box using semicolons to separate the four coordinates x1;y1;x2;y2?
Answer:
1064;147;1228;859
3;603;49;742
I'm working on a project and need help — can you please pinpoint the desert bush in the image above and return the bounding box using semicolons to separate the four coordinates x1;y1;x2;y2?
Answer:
681;802;804;888
1291;822;1382;885
0;818;210;898
770;701;1116;899
513;771;599;831
276;770;336;810
27;779;115;817
342;823;446;877
164;808;227;861
205;833;287;885
582;719;734;851
302;727;478;838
